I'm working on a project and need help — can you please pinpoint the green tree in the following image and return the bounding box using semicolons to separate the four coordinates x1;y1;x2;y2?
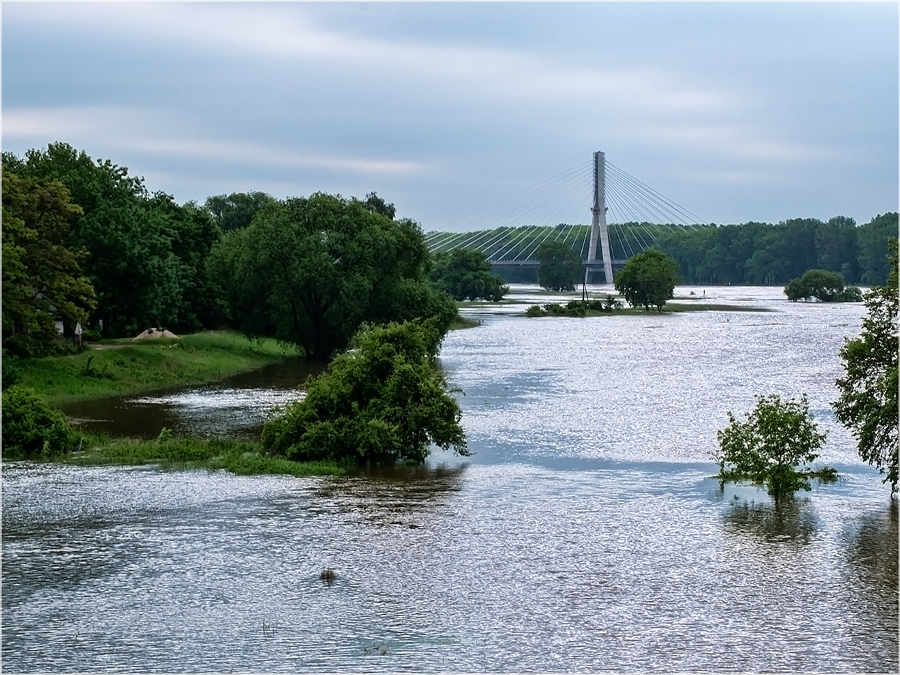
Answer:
783;269;846;302
146;193;224;332
203;191;274;232
209;192;454;360
5;143;183;336
431;248;508;301
362;191;396;220
834;239;898;494
614;249;681;311
857;213;898;285
2;167;96;356
537;240;583;291
261;319;467;465
715;394;830;500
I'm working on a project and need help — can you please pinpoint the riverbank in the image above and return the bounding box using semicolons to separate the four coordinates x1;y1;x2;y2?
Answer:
14;330;299;405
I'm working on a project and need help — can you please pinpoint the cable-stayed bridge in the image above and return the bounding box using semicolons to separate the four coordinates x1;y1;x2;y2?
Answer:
425;151;707;283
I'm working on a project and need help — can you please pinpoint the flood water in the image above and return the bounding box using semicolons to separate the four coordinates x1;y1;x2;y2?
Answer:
3;285;897;673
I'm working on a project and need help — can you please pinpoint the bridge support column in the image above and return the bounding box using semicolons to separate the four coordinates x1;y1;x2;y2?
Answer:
587;151;614;284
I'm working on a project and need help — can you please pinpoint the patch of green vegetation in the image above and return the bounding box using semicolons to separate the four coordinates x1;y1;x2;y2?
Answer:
449;314;481;330
59;431;346;477
15;330;298;404
661;303;771;313
524;300;770;317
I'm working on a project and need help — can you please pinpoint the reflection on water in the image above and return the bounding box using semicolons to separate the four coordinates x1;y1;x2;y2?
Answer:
723;496;820;544
4;286;897;673
846;500;899;587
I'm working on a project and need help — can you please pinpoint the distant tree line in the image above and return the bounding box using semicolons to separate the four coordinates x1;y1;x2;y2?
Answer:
653;215;896;286
485;216;895;287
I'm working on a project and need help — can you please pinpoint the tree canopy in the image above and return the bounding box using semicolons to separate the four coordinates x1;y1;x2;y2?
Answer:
261;319;467;465
203;191;275;232
2;167;96;356
537;240;583;291
614;249;681;311
209;192;456;360
3;143;224;337
834;239;898;494
653;214;896;286
783;269;861;303
430;248;508;301
715;394;831;500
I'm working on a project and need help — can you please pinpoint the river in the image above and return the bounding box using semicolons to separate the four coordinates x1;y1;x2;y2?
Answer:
2;285;897;672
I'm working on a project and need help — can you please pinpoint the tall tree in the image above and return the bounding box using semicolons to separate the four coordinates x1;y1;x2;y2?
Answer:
430;248;508;301
209;192;455;360
147;193;224;332
2;167;96;355
5;143;182;336
537;240;583;291
834;239;899;494
362;192;396;220
614;249;681;311
5;143;227;336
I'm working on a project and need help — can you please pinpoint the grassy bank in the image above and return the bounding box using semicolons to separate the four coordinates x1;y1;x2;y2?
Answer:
60;432;346;477
15;330;298;405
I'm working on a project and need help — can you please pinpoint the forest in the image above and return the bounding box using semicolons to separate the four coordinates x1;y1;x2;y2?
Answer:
651;214;896;286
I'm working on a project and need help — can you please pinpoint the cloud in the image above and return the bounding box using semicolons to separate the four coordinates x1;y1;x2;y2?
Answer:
22;3;736;116
3;105;432;176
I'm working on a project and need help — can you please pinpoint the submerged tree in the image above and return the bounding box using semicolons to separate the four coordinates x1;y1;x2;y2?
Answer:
261;319;467;465
614;249;681;311
714;394;832;500
537;241;583;292
783;269;860;302
834;239;899;494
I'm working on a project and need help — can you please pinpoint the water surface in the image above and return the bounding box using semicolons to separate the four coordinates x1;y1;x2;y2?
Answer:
3;285;896;672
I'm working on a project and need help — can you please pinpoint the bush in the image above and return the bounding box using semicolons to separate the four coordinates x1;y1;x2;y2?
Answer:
714;393;832;499
2;386;75;459
834;286;863;302
784;269;849;302
262;319;468;465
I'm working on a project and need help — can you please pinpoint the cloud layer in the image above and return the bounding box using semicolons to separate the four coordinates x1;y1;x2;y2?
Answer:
3;3;897;228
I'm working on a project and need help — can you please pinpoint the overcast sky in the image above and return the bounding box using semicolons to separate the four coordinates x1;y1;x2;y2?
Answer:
3;2;898;230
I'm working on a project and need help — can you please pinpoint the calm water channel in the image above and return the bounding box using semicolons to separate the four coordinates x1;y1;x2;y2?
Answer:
3;285;897;673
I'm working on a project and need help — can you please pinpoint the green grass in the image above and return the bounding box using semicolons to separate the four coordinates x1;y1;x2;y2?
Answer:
16;330;299;404
61;432;347;477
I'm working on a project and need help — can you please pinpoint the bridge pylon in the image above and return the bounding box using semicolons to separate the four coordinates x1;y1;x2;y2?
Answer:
586;151;614;284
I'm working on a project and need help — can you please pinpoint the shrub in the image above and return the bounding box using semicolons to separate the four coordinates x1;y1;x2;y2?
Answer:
2;386;75;459
261;319;468;465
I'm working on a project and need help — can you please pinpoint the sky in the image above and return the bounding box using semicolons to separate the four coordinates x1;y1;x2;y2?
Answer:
3;2;898;231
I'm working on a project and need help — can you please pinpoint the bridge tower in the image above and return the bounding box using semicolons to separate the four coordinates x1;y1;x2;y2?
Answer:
586;151;614;284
